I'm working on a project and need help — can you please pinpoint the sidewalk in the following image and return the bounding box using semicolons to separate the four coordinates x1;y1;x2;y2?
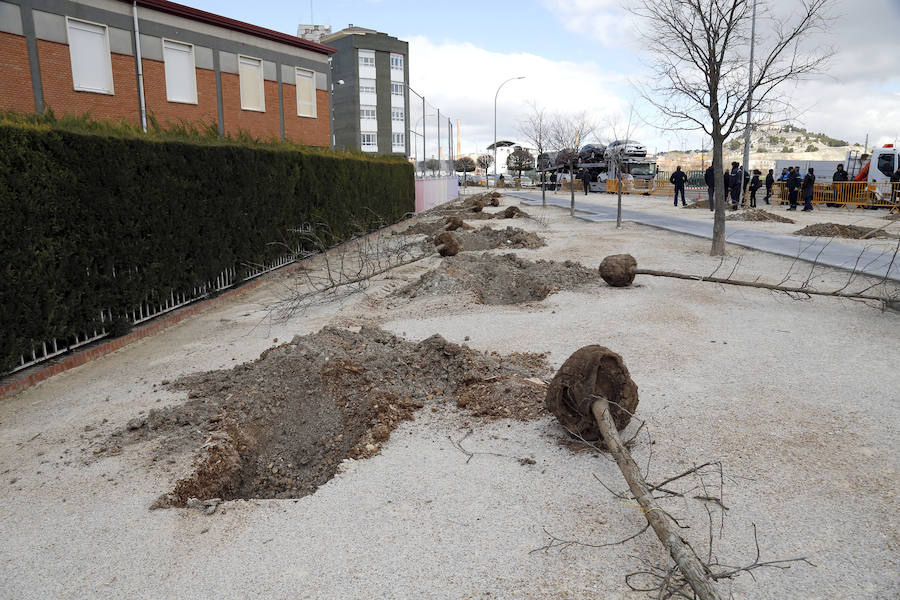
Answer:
510;191;900;283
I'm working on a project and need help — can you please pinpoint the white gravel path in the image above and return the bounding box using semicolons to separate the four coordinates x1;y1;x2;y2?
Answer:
1;199;898;599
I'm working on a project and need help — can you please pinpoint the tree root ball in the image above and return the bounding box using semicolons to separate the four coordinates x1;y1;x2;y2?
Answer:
470;200;484;213
489;197;500;207
501;206;525;219
599;254;637;287
434;231;460;256
445;216;465;231
545;345;639;444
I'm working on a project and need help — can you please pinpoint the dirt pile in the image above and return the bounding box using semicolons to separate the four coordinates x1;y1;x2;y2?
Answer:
396;253;599;305
726;209;796;223
456;226;545;251
683;199;709;209
397;220;447;237
99;326;551;505
794;223;897;239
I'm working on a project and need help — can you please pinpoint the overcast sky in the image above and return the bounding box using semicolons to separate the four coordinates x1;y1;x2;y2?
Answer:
190;0;899;154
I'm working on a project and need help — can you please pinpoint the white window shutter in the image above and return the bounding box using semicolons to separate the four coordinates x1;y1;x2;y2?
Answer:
67;19;113;94
163;40;197;103
295;68;316;117
239;56;264;111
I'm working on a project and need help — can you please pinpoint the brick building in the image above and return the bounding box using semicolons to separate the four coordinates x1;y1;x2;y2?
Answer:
0;0;335;145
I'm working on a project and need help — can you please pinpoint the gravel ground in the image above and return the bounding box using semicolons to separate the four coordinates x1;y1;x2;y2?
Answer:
1;196;898;599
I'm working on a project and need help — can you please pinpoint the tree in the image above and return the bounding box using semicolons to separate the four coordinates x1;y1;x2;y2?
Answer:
805;144;818;152
425;158;441;177
519;102;552;207
455;156;476;191
550;112;594;216
634;0;834;255
476;154;493;182
603;109;638;229
506;146;535;187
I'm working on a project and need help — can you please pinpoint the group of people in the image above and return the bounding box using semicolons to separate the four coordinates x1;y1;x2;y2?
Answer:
668;162;825;212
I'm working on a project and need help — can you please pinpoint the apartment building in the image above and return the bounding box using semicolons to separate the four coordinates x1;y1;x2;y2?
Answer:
0;0;335;144
313;26;408;156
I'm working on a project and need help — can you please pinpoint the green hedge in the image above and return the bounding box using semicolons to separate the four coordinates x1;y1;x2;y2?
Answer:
0;125;414;372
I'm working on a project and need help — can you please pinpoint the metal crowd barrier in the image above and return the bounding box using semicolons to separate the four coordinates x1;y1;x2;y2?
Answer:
770;181;900;211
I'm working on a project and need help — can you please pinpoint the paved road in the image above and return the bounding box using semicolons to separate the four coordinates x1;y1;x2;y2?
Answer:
509;191;900;283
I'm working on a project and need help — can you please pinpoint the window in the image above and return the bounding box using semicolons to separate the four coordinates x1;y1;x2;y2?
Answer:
295;68;316;117
390;54;403;70
66;18;113;94
358;50;375;68
391;108;404;122
162;39;197;104
360;105;377;120
391;83;404;96
359;79;376;95
877;153;895;178
392;132;405;146
361;132;378;151
239;55;265;111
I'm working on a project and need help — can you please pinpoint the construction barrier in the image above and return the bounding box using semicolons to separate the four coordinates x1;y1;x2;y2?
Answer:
770;181;900;211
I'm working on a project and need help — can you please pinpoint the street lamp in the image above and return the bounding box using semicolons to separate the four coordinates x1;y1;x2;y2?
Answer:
493;76;525;187
741;0;757;204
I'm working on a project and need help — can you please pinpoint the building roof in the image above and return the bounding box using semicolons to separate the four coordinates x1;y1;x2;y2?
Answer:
322;25;398;43
127;0;336;55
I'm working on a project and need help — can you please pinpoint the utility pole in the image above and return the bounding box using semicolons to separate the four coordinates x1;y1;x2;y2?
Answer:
741;0;758;205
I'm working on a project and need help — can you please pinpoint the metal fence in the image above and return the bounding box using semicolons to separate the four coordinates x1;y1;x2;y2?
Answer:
407;86;455;179
8;250;299;376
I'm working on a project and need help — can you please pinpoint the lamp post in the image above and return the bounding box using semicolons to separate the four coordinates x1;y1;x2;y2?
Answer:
330;78;344;147
493;76;525;187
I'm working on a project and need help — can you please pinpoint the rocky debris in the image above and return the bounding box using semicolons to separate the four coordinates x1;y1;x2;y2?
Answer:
100;326;551;505
726;209;795;223
396;253;599;305
434;231;461;257
599;254;638;287
794;222;897;239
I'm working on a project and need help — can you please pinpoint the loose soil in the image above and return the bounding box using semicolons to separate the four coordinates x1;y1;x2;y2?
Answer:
794;222;898;239
396;253;599;305
97;326;551;506
726;209;796;223
683;199;709;209
456;226;545;251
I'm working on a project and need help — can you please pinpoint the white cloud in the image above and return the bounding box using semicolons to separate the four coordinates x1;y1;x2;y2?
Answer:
540;0;632;45
407;35;640;154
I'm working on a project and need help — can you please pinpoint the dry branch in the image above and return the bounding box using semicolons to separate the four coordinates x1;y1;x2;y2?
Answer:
590;395;724;600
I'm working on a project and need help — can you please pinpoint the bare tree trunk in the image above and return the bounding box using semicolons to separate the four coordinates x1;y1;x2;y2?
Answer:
541;171;547;208
711;135;726;256
570;162;576;216
635;268;892;301
591;396;724;600
616;171;623;229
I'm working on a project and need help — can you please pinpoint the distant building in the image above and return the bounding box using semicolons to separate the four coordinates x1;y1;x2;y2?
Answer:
0;0;336;144
487;141;535;176
296;24;332;43
299;25;408;155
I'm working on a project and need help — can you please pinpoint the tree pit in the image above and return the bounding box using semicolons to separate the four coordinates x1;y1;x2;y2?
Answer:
396;253;599;305
99;326;550;506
